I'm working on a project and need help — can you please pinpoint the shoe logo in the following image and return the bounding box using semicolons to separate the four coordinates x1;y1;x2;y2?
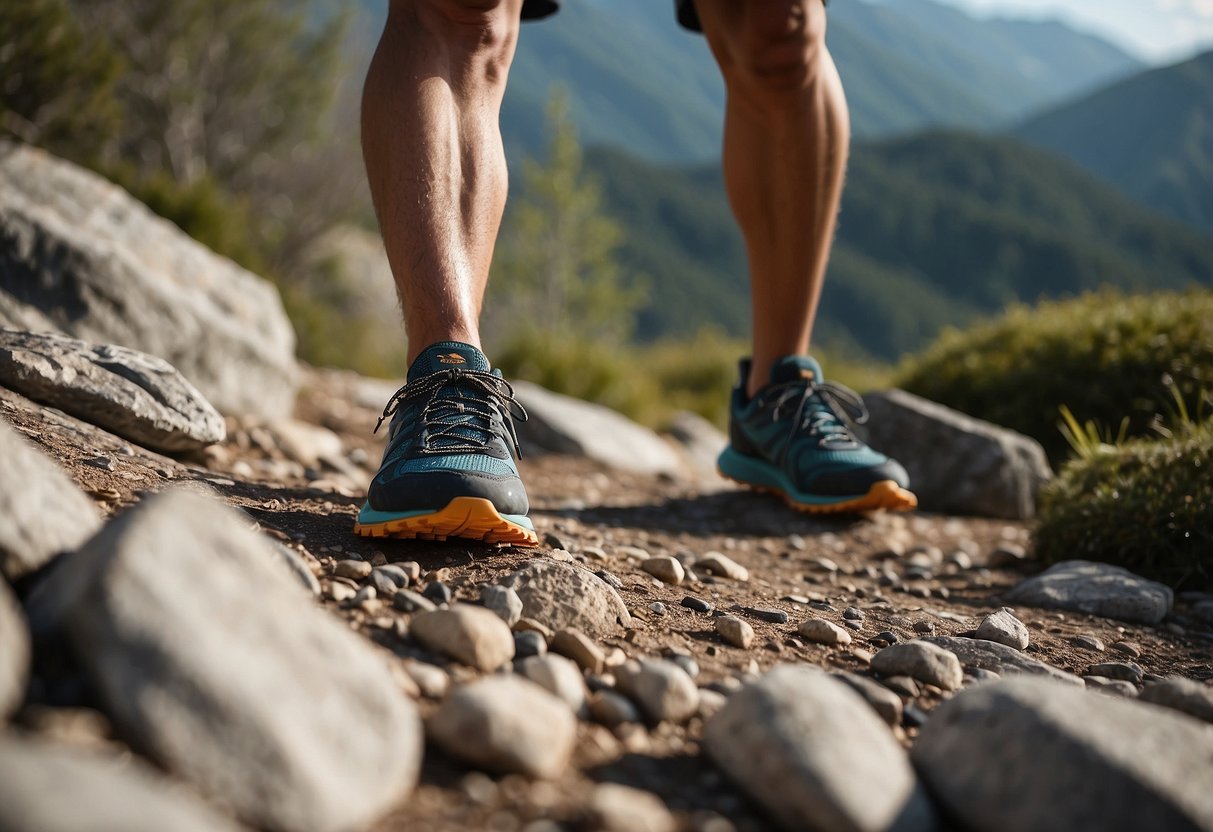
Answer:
437;353;466;365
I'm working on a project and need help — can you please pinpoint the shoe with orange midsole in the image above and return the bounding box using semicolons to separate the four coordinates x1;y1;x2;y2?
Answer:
718;451;917;514
358;341;540;547
719;354;917;515
354;496;539;545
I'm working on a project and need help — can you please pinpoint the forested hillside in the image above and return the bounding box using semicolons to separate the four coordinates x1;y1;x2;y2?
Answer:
1015;50;1213;230
575;133;1213;360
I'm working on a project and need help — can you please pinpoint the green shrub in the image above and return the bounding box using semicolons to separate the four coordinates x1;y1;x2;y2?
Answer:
897;290;1213;463
1035;419;1213;587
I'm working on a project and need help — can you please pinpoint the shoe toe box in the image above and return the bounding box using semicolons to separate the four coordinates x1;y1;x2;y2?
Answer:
369;454;530;516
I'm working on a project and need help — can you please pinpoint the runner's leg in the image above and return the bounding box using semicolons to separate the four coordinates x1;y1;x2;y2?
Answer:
361;0;524;364
693;0;848;397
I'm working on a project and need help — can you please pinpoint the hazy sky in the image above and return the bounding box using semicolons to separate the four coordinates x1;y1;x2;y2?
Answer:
932;0;1213;61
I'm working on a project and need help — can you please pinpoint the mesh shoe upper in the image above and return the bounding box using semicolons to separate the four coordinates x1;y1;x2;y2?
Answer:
367;342;530;516
727;355;909;497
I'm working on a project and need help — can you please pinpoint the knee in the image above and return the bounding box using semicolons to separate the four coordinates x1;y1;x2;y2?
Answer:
389;0;520;80
727;2;827;98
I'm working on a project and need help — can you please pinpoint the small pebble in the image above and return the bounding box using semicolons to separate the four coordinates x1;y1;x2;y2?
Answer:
403;660;449;699
871;630;899;645
743;606;788;624
551;628;606;674
589;690;642;727
1073;634;1105;651
882;675;921;698
797;618;852;646
696;552;749;582
327;582;356;603
669;653;699;679
370;570;402;596
642;556;685;585
334;559;371;580
615;659;700;723
422;581;452;605
1111;641;1142;659
650;602;668;616
681;595;713;613
975;608;1030;651
392;589;437;613
716;616;754;649
1087;661;1144;684
913;621;936;635
843;606;864;621
514;630;547;659
480;584;523;627
596;569;624;590
871;641;963;691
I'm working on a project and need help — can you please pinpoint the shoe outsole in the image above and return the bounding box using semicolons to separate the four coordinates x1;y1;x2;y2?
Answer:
719;471;918;514
354;496;540;546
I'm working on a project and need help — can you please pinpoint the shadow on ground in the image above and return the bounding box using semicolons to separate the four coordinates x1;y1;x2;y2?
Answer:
536;489;868;539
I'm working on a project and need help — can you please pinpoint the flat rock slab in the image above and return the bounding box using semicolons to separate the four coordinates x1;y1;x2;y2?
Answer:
0;417;102;580
0;736;246;832
0;579;29;719
428;675;576;778
864;389;1051;520
0;328;224;452
504;559;633;637
913;676;1213;832
0;141;297;418
704;666;936;832
513;380;684;477
925;636;1082;685
47;489;421;832
1003;560;1173;625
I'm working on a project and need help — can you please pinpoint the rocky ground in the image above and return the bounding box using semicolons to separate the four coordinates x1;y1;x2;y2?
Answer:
6;141;1212;832
3;363;1213;832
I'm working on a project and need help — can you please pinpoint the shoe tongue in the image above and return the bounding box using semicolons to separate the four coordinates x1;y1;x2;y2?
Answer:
407;341;491;382
769;354;824;385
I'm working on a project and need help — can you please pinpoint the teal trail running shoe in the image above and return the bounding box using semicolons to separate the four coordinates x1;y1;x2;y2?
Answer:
354;341;539;546
717;355;917;514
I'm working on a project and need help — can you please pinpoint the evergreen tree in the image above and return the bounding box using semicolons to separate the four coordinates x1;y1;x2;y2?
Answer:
488;91;645;348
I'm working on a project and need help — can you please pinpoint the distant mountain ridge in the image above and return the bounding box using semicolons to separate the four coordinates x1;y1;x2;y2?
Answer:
354;0;1143;164
1014;49;1213;230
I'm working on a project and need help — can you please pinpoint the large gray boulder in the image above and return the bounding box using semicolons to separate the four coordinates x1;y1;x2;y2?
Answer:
0;579;28;719
1003;560;1173;625
913;676;1213;832
0;142;297;418
513;380;684;477
0;328;224;452
44;489;421;832
0;417;102;581
863;389;1051;519
704;665;937;832
0;735;246;832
